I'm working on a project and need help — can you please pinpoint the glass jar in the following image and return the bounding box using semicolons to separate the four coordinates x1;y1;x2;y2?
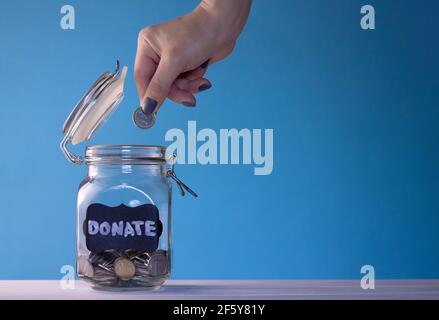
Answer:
61;61;197;290
76;145;172;289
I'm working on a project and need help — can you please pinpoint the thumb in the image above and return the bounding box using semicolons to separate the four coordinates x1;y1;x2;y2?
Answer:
141;58;180;115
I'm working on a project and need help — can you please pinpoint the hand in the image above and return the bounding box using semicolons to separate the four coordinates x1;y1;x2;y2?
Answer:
134;0;252;115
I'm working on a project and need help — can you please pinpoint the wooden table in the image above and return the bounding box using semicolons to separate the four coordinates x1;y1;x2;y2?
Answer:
0;280;438;300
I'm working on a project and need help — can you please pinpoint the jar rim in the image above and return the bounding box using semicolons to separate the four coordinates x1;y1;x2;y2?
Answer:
85;145;168;164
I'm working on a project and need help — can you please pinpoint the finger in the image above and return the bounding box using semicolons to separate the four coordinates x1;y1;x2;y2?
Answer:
142;58;181;114
174;77;212;93
134;33;160;105
180;60;209;80
134;55;156;105
168;84;197;107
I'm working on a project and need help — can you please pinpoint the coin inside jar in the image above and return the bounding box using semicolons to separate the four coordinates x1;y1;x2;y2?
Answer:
114;257;136;280
147;253;169;276
133;106;156;129
78;257;94;278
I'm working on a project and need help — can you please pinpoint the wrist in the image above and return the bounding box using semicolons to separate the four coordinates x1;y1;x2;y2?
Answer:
195;0;251;47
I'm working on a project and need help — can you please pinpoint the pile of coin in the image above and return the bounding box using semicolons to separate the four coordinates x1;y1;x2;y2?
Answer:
78;249;169;287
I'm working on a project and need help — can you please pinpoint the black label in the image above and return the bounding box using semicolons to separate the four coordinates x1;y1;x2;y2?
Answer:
84;203;163;253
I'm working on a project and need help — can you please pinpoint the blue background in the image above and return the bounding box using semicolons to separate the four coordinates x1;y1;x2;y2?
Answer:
0;0;437;280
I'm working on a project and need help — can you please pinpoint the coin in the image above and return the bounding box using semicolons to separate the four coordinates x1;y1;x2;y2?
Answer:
93;268;115;281
147;253;169;276
114;257;136;280
133;260;150;276
89;250;119;270
134;253;149;264
78;257;94;278
133;106;156;129
124;249;140;261
89;252;106;265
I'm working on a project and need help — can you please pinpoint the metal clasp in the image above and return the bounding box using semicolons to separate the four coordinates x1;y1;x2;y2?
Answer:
60;135;84;164
166;154;198;197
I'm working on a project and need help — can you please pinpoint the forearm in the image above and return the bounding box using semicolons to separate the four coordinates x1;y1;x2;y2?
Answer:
196;0;252;45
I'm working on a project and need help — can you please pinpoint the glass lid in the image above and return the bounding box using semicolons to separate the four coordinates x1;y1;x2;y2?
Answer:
61;60;128;164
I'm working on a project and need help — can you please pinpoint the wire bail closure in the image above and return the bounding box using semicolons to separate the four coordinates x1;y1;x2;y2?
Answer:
61;136;84;164
166;154;198;197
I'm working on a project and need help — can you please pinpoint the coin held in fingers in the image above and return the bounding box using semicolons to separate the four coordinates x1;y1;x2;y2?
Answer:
133;106;156;129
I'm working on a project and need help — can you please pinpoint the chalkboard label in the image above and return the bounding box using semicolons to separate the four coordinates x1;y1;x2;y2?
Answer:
84;203;163;253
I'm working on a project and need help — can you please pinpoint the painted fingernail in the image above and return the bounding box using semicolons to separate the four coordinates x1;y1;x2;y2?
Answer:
182;101;196;107
198;83;212;92
142;97;158;114
200;59;209;69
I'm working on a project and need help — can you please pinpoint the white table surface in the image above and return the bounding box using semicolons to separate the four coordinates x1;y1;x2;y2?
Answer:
0;280;438;300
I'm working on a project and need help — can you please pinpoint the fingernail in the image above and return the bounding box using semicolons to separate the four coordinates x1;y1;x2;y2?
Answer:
198;83;212;92
200;59;209;69
182;101;196;107
142;97;158;114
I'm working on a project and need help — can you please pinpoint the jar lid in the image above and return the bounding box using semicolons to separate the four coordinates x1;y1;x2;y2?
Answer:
61;61;128;164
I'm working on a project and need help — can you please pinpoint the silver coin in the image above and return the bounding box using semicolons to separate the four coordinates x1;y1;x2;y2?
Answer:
97;263;113;273
124;249;140;261
134;261;150;276
133;107;156;129
147;253;169;276
134;253;149;264
93;268;115;281
90;250;119;266
89;252;105;265
78;257;94;278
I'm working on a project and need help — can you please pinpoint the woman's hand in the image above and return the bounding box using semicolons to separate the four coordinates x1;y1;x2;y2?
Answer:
134;0;252;115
